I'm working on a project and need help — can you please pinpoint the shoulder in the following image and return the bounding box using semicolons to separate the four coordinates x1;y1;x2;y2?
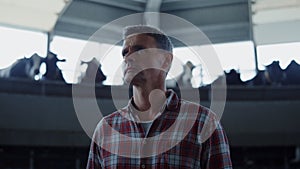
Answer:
97;107;127;126
102;110;123;123
179;99;217;121
91;108;129;143
179;100;222;142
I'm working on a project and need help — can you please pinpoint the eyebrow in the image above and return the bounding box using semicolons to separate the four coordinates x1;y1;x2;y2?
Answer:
122;45;146;57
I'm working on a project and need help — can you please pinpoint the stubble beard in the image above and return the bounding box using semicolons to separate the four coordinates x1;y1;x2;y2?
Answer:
124;71;146;87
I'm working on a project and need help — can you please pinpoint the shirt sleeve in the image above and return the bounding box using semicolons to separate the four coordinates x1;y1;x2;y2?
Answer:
200;122;232;169
86;139;102;169
86;122;103;169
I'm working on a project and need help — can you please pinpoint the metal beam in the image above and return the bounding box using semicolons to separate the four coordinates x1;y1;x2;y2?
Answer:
254;20;300;45
144;0;162;27
54;19;122;44
253;6;300;24
161;0;247;11
145;0;162;11
1;84;300;147
54;0;137;42
84;0;145;12
61;0;137;22
252;0;300;12
165;22;251;46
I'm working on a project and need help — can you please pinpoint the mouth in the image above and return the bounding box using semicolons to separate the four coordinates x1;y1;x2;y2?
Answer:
124;67;136;75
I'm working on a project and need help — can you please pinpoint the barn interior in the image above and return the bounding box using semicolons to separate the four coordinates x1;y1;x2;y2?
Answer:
0;0;300;168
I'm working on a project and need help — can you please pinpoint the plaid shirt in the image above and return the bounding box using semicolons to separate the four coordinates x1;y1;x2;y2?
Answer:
87;90;232;169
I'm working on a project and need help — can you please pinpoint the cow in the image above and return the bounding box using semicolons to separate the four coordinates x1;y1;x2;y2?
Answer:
246;61;285;86
245;70;268;86
210;69;244;86
176;61;195;87
225;69;245;85
265;61;285;85
0;53;43;80
80;58;107;85
283;60;300;85
41;52;66;82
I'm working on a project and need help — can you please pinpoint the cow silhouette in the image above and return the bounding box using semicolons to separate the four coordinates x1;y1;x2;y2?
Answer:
211;69;244;86
283;60;300;85
265;61;285;85
225;69;244;85
0;53;43;80
246;61;285;86
177;61;195;87
245;70;268;86
80;58;106;85
41;52;66;82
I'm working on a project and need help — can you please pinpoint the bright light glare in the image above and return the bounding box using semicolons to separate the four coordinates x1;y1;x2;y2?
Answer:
50;36;87;84
51;37;125;85
257;42;300;69
50;37;184;85
2;25;299;86
212;41;256;81
174;41;256;86
0;26;47;68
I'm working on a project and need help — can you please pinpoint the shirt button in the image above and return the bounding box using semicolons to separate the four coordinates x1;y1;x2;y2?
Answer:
141;164;145;168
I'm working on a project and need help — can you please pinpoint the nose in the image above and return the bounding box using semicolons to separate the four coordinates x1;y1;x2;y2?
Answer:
124;47;135;63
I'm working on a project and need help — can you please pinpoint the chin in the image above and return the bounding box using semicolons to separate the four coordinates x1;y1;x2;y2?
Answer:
123;73;133;84
124;78;132;85
124;74;145;86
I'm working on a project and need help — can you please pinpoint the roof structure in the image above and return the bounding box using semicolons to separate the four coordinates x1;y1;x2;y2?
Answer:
0;0;251;46
0;0;299;45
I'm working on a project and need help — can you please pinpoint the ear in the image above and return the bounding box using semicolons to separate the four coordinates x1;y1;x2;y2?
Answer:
162;52;173;71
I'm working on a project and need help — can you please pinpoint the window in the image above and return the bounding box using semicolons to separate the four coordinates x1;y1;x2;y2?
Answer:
257;42;300;70
0;26;47;68
50;36;124;85
174;41;256;87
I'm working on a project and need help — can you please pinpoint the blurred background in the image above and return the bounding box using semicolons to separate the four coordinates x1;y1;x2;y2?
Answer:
0;0;300;168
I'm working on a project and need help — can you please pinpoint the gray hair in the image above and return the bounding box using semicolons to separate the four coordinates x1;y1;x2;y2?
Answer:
123;25;173;53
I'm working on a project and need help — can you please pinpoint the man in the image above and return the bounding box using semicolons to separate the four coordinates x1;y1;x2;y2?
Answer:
87;25;232;169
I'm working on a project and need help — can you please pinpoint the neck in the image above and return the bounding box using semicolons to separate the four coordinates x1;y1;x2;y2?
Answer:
132;80;166;112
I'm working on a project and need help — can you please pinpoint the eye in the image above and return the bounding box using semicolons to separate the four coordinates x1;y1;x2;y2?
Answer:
122;45;146;57
133;46;146;55
122;48;128;57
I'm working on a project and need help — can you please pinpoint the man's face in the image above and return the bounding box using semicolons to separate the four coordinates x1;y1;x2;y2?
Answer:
121;34;171;85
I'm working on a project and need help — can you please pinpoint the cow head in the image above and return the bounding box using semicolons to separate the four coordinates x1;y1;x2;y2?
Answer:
47;52;66;63
27;53;44;79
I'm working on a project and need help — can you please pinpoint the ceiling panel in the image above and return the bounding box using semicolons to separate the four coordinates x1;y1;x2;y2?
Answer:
253;0;300;45
54;0;143;42
0;0;70;32
54;0;252;46
161;0;251;45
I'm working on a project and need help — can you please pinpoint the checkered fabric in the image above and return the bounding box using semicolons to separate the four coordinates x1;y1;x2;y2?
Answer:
87;90;232;169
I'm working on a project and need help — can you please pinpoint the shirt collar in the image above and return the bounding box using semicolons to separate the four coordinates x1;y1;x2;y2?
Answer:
165;89;180;111
127;89;180;116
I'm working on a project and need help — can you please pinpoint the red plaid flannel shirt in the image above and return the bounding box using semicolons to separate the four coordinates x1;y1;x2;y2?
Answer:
87;90;232;169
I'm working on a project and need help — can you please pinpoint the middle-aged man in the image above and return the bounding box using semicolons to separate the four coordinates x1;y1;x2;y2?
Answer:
87;25;232;169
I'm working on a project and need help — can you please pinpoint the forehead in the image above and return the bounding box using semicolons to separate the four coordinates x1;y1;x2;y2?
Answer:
123;34;157;48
